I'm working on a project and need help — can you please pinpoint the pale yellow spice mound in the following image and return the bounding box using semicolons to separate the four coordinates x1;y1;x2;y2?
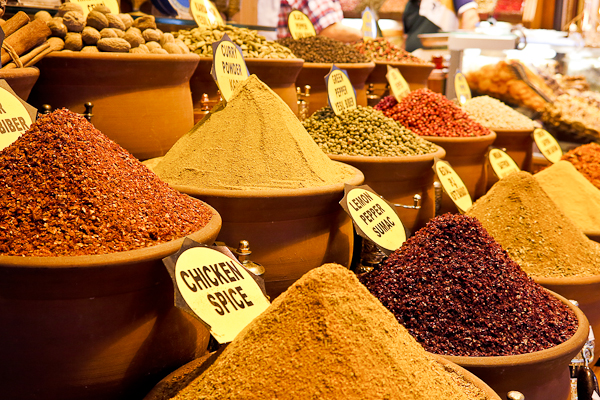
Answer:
535;161;600;232
153;75;355;190
172;264;489;400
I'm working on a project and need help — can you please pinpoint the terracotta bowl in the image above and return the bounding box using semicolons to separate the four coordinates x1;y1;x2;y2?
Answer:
486;128;534;189
191;57;304;119
28;52;200;161
168;163;365;299
584;231;600;243
0;67;40;100
142;346;502;400
0;205;222;400
295;62;376;116
426;132;497;214
328;145;445;234
442;290;589;400
366;61;435;98
535;275;600;365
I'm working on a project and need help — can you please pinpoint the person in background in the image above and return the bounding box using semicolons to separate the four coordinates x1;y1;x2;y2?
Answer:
403;0;480;51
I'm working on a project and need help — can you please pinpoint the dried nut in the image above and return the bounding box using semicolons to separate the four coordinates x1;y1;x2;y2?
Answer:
63;11;86;32
81;46;100;53
145;41;161;51
123;30;145;48
130;44;150;54
48;37;65;51
142;29;161;42
47;17;67;38
118;13;134;30
100;28;118;38
82;26;101;45
86;11;108;31
174;39;190;54
126;27;142;36
57;2;83;17
113;28;125;38
151;48;169;55
133;15;156;30
106;13;126;30
92;5;112;14
97;37;131;52
34;11;52;22
64;32;83;51
159;32;175;46
162;42;182;54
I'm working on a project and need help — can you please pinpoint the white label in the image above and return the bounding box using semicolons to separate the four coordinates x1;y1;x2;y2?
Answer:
68;0;119;18
455;73;471;106
434;159;472;213
386;65;410;101
288;10;316;39
533;128;562;164
361;7;377;40
211;34;250;102
191;0;224;29
326;65;357;115
488;148;520;179
0;87;33;151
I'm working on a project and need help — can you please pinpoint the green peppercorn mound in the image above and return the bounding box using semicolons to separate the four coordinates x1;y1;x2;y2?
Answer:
303;105;438;156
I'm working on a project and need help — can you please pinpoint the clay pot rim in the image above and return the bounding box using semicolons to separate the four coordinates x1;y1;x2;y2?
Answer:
0;203;221;269
195;56;304;64
535;273;600;286
327;144;446;163
0;67;40;78
301;61;376;68
440;289;589;367
424;131;497;142
490;128;535;134
172;162;364;198
44;52;201;63
373;60;435;68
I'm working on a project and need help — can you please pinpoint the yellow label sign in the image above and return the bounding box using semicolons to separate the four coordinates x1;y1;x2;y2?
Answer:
347;188;406;252
386;65;410;102
191;0;224;29
68;0;119;17
361;7;377;40
0;87;33;151
455;73;471;106
434;160;472;213
533;128;562;164
326;66;357;115
211;35;249;102
489;148;520;179
288;10;316;39
175;246;270;343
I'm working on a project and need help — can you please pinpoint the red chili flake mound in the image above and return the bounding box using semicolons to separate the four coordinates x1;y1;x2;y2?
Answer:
359;213;578;357
562;143;600;190
0;109;213;257
374;90;492;137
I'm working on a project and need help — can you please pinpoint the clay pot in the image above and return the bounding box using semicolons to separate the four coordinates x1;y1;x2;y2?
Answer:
328;145;445;234
28;52;200;160
486;128;534;189
366;61;435;99
172;164;364;299
0;67;40;100
442;290;589;400
295;62;376;116
426;132;497;214
191;57;304;120
0;207;222;400
142;347;502;400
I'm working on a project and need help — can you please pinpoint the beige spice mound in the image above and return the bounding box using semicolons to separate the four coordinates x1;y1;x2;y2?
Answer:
463;96;535;131
172;264;489;400
153;75;356;190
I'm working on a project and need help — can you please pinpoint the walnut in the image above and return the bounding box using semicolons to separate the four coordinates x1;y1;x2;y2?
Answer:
86;11;108;31
64;32;83;51
97;38;131;52
63;11;85;32
82;26;101;45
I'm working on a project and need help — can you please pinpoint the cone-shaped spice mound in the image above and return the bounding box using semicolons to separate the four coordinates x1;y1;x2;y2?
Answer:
360;214;578;357
468;171;600;277
153;75;355;190
0;109;212;256
173;264;489;400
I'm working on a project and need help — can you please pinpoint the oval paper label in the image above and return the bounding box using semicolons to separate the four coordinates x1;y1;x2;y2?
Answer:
175;246;270;343
386;65;410;101
0;87;33;151
361;7;377;40
326;65;357;115
434;160;472;213
489;148;520;179
191;0;223;28
68;0;119;17
288;10;316;39
455;72;471;106
346;188;406;252
211;34;250;102
533;128;562;163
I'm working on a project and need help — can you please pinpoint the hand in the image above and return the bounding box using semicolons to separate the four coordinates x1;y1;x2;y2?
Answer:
459;8;480;30
319;22;363;42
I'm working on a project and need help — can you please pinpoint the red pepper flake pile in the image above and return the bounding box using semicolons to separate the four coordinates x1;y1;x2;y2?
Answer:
360;213;578;357
0;109;213;257
562;143;600;190
374;89;492;137
353;38;429;63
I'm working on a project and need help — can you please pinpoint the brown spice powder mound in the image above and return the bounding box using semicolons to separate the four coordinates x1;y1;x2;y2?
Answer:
467;171;600;277
172;264;489;400
0;109;213;257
